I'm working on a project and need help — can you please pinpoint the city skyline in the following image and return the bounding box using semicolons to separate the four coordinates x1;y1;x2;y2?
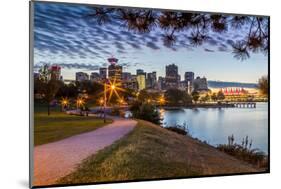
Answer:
34;2;268;83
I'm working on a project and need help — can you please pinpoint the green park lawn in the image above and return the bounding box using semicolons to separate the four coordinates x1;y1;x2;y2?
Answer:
57;119;257;185
34;105;112;146
57;120;199;184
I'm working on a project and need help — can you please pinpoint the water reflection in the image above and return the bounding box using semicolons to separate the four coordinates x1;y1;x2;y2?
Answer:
161;103;268;153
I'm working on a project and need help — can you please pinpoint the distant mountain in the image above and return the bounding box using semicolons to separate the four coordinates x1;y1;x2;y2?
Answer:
208;80;258;88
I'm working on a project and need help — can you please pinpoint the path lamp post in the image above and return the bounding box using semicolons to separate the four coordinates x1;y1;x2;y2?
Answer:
159;96;165;106
60;97;69;112
76;98;84;114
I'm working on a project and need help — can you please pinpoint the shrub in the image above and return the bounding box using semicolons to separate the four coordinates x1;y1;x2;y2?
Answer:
217;135;268;169
130;101;161;124
165;122;189;135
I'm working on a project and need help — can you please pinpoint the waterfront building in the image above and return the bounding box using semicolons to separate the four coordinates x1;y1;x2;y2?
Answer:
220;87;248;96
185;72;195;93
76;72;89;82
165;64;179;89
193;76;208;91
179;81;187;91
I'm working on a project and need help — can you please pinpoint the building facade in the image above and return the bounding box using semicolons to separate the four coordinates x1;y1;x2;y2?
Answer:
122;72;132;81
193;76;208;91
90;72;100;82
137;74;146;91
146;71;157;89
49;65;62;80
108;57;122;82
165;64;179;89
76;72;89;82
99;67;107;80
157;76;165;91
185;72;195;94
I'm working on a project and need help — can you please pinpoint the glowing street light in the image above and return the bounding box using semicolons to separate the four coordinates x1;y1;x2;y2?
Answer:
118;98;125;106
76;97;84;110
60;97;69;111
159;96;165;105
98;98;104;106
111;84;116;90
101;78;126;122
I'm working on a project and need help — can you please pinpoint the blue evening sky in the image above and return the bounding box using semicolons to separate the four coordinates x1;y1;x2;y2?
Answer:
33;2;268;83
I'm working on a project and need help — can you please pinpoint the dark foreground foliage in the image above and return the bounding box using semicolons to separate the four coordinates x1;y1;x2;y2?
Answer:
130;101;161;124
217;135;268;169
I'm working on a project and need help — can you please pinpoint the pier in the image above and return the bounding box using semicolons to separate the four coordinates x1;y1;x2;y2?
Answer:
232;102;256;108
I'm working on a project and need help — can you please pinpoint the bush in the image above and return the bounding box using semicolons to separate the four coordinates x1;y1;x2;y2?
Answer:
217;135;268;169
130;101;161;124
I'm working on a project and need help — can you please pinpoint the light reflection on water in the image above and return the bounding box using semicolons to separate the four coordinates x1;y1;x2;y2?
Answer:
161;103;268;153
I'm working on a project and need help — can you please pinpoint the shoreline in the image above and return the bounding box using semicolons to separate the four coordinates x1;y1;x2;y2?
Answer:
160;101;268;110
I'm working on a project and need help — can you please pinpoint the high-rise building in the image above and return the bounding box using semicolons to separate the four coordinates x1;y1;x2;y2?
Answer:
184;72;194;84
136;69;144;75
184;72;194;93
179;81;187;91
76;72;89;82
157;76;165;90
137;74;146;91
136;69;146;78
122;72;132;81
123;74;138;91
49;65;61;80
99;67;107;80
165;64;179;89
146;71;157;89
90;72;100;82
193;76;208;91
108;57;122;82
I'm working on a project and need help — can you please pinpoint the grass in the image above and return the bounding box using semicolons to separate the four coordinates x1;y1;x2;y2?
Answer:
34;104;112;146
57;120;259;185
57;120;199;184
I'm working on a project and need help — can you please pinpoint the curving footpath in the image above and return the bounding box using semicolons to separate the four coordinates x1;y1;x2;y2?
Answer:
33;117;137;186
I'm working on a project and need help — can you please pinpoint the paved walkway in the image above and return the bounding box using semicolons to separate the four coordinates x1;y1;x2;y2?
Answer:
33;117;137;186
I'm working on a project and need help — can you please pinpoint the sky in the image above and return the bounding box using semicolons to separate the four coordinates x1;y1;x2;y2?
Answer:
33;2;268;83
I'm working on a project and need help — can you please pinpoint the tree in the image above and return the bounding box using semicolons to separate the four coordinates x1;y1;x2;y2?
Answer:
87;8;268;60
201;93;210;103
37;64;61;115
191;91;200;103
137;89;150;102
211;92;218;101
217;91;225;101
164;88;191;106
258;75;268;96
130;101;161;124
